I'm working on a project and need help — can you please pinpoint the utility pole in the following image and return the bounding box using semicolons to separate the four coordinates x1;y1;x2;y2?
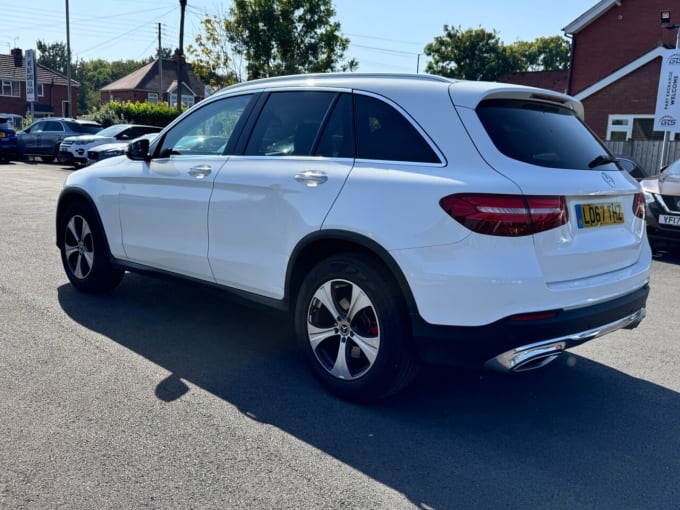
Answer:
65;0;72;117
158;23;163;101
177;0;187;112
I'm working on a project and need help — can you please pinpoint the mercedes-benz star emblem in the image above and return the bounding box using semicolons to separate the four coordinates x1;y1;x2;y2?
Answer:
601;172;616;188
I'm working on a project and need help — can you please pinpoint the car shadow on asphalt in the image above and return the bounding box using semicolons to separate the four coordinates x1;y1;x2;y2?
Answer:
57;274;680;509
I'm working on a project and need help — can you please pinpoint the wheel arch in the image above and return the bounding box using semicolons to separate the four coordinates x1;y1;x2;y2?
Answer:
55;188;109;253
285;230;418;315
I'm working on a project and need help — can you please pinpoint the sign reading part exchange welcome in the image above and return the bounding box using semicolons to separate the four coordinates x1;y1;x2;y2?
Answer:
655;50;680;132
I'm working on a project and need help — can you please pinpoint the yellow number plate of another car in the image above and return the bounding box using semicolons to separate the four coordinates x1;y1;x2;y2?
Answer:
575;202;624;228
0;132;5;138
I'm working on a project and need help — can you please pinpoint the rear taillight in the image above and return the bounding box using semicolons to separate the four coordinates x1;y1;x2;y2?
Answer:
633;192;645;219
439;194;568;236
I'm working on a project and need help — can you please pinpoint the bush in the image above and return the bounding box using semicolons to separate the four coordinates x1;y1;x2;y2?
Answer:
90;100;182;128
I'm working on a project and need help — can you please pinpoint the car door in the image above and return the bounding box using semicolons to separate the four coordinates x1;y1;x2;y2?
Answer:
208;90;356;299
19;122;43;154
38;120;65;155
118;94;255;281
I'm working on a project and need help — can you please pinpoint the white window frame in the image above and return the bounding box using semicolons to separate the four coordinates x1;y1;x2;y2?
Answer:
606;114;666;140
1;80;21;97
37;83;44;97
169;92;195;108
148;92;159;104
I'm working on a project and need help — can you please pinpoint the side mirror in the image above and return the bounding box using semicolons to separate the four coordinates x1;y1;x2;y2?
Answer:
126;138;150;161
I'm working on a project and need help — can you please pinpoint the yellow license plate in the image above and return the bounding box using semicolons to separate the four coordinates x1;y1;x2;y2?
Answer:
0;132;5;138
576;202;624;228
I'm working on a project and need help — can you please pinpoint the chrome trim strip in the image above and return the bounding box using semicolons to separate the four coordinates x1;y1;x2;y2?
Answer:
485;308;646;372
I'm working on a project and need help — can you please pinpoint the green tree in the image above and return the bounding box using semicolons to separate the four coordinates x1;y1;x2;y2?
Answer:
36;40;69;75
424;27;571;80
509;36;571;71
187;11;244;88
190;0;357;82
74;59;113;114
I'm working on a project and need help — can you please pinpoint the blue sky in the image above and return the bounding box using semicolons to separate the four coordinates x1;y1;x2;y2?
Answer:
3;0;597;73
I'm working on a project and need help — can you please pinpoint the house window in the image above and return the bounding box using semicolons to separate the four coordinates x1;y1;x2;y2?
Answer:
37;83;44;97
1;80;21;97
170;92;195;108
148;92;159;104
607;114;667;141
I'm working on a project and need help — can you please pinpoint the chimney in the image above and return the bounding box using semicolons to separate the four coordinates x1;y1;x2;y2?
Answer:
11;48;23;67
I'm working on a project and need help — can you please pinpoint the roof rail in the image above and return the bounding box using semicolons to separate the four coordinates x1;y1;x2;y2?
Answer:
239;72;453;86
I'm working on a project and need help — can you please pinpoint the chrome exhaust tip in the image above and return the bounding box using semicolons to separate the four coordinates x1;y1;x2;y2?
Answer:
485;341;566;373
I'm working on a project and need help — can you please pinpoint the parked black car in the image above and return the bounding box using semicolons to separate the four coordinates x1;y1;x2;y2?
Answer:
17;118;102;163
0;116;18;163
640;158;680;251
616;155;647;180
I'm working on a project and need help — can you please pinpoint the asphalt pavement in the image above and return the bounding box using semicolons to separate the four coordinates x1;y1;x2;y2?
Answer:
1;160;679;509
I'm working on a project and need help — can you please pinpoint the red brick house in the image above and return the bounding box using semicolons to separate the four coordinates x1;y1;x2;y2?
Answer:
0;49;78;120
497;70;569;94
100;58;206;108
563;0;678;141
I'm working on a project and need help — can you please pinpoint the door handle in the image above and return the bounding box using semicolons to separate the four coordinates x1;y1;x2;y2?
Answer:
294;170;328;187
188;165;212;179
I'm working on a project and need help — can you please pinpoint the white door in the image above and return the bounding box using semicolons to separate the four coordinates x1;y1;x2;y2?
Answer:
208;91;355;298
119;94;255;281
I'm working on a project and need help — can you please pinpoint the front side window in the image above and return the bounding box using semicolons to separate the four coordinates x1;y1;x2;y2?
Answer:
354;94;440;163
245;91;336;156
158;94;253;157
477;99;614;170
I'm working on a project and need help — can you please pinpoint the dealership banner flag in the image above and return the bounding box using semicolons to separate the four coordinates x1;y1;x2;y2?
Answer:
654;49;680;132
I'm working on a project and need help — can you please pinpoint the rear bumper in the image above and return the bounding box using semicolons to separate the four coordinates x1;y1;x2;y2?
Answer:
0;146;16;159
410;283;649;368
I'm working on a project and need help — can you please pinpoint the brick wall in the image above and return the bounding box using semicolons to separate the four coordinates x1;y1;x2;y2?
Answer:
582;57;661;138
570;0;674;95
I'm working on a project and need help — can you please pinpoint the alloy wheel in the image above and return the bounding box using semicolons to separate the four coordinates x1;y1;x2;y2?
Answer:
306;278;381;380
64;215;95;280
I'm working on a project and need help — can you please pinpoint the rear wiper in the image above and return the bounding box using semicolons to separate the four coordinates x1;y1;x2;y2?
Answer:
588;155;618;168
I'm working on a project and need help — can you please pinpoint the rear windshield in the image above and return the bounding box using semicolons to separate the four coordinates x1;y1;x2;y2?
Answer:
476;99;616;170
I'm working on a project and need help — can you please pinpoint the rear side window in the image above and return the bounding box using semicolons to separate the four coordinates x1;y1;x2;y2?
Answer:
354;95;440;163
81;124;103;134
477;99;613;170
315;94;354;158
245;91;336;156
43;121;64;132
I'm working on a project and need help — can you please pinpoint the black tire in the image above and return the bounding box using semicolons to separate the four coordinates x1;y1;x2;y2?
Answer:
294;253;420;402
41;155;55;163
59;201;124;293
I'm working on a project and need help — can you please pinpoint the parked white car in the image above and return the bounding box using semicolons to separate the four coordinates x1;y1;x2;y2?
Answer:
86;132;159;166
56;73;651;402
59;123;162;167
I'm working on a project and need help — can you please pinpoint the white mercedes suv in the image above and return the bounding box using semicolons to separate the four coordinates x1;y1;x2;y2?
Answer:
56;74;651;401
